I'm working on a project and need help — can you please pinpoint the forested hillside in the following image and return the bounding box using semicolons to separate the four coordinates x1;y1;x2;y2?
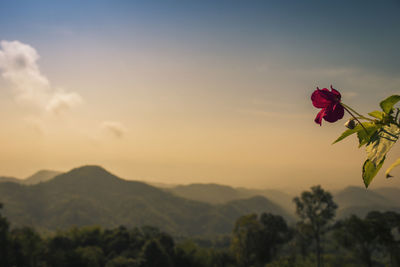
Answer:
0;166;291;236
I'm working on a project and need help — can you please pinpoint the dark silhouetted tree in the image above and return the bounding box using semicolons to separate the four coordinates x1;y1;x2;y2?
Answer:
366;211;400;267
231;213;291;267
231;214;262;266
105;256;141;267
0;203;10;267
259;213;292;263
10;227;44;267
334;215;380;267
141;239;173;267
293;185;337;267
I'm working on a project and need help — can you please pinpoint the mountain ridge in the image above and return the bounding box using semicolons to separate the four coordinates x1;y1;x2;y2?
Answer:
2;166;400;231
0;165;292;236
0;169;62;185
24;170;63;184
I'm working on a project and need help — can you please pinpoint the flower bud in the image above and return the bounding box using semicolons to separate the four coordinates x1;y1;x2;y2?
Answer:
345;119;357;129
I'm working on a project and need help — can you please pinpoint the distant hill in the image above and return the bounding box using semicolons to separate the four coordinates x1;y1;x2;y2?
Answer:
0;176;20;183
237;188;295;215
168;184;295;214
168;183;400;220
24;170;63;185
169;183;243;204
0;165;292;236
2;168;400;232
372;187;400;205
0;170;62;185
333;186;400;218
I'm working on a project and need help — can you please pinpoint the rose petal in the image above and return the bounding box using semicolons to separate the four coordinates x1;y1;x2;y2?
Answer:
311;89;333;108
323;103;344;123
314;108;326;125
330;85;341;100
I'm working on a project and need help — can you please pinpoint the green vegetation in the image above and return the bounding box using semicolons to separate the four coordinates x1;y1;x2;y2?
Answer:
231;213;291;266
293;186;337;267
1;187;400;266
0;166;292;236
1;166;400;266
169;183;400;219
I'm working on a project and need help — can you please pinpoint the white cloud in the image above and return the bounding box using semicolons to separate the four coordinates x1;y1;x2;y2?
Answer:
0;40;82;114
101;121;127;138
46;91;83;114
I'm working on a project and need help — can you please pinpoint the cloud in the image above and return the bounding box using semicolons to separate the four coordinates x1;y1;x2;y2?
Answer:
0;40;82;114
101;121;127;138
46;91;83;114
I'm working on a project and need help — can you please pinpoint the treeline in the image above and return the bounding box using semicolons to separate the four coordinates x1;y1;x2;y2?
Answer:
0;186;400;267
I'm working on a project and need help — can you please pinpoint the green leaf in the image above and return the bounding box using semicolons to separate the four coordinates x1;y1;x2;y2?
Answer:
380;95;400;114
385;158;400;178
357;124;380;147
368;110;385;120
362;124;400;187
333;123;370;144
363;158;385;188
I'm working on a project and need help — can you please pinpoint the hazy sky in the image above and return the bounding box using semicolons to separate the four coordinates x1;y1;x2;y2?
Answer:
1;0;400;191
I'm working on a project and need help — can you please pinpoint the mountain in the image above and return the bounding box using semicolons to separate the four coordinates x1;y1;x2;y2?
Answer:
333;186;400;218
0;165;292;236
372;187;400;204
169;183;243;204
237;188;295;215
0;170;62;185
168;183;400;220
0;176;20;183
24;170;63;185
168;183;295;215
218;196;291;220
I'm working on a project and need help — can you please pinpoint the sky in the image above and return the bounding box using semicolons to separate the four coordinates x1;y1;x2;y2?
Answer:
0;0;400;191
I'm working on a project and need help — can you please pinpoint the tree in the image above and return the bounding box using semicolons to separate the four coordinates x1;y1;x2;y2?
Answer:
0;203;10;267
259;213;292;263
334;215;380;267
104;226;131;257
75;246;105;267
231;213;291;267
105;256;141;267
10;227;45;267
366;211;400;267
293;185;337;267
140;239;173;267
45;234;81;267
231;214;262;267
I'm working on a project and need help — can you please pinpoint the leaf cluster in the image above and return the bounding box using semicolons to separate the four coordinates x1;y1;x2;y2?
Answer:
333;95;400;187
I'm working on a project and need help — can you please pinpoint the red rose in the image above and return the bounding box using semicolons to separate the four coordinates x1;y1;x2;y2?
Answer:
311;86;344;125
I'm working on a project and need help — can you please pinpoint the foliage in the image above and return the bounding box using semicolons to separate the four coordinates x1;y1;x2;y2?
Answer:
0;165;291;236
0;189;400;267
334;211;400;267
334;215;380;267
230;213;292;267
0;204;11;267
293;185;338;267
334;95;400;187
311;86;400;187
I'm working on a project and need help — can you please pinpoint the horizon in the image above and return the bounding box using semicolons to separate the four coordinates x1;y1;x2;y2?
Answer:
1;1;400;191
2;164;399;195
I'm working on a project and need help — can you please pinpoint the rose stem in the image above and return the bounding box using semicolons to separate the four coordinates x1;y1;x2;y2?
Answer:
341;103;374;122
341;104;368;134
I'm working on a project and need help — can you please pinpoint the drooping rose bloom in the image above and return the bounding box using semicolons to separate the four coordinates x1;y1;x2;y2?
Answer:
311;86;344;125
